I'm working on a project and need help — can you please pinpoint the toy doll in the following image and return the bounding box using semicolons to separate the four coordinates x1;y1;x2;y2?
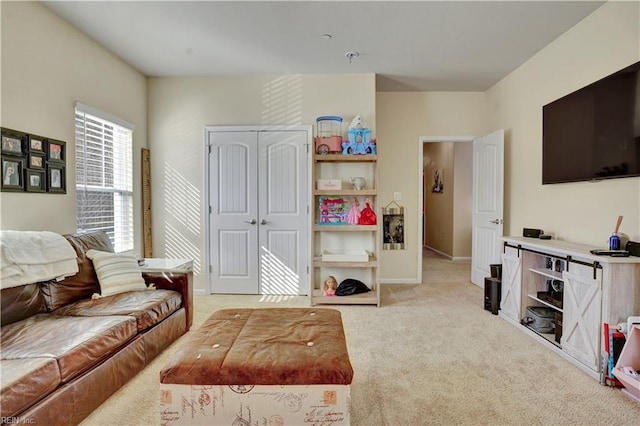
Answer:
346;197;360;225
358;198;377;225
322;275;338;296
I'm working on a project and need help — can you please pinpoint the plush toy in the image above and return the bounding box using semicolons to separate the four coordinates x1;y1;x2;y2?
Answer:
349;115;367;130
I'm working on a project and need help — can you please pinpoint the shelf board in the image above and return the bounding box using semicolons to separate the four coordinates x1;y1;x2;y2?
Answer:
527;293;563;313
311;289;379;306
314;154;377;163
315;189;377;196
313;225;377;232
313;256;378;268
529;267;563;280
521;322;561;349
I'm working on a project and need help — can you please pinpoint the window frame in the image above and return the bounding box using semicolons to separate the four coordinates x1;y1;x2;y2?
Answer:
75;102;135;253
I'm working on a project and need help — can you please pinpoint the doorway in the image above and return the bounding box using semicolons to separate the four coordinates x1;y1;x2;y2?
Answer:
418;131;504;287
205;126;311;295
421;139;473;259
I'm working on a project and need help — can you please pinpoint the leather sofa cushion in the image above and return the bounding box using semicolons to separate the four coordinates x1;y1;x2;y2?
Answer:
0;283;47;326
1;314;136;383
0;358;60;419
53;289;182;332
41;232;114;311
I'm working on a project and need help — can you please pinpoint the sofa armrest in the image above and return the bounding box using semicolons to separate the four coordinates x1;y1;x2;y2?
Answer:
142;272;193;331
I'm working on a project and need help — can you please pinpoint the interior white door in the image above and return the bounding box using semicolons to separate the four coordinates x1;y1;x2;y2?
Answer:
208;129;309;295
258;131;308;295
471;129;504;287
209;131;260;294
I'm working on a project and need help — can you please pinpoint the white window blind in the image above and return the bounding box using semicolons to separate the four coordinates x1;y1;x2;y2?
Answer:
75;102;134;253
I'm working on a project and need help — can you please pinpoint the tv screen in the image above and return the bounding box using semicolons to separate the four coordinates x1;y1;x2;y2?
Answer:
542;61;640;184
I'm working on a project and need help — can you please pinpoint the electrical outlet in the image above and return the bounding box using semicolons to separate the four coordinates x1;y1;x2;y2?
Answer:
394;192;402;201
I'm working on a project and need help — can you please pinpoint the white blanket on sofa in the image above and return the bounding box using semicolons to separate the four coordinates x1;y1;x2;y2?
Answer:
0;230;79;289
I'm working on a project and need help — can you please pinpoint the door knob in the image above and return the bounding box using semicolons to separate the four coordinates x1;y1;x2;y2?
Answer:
261;219;268;225
244;219;257;225
489;219;503;225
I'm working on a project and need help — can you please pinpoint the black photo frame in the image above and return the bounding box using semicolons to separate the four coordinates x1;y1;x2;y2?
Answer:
28;134;46;153
25;169;46;193
28;152;45;169
46;139;65;163
1;128;26;156
1;156;25;192
47;164;66;193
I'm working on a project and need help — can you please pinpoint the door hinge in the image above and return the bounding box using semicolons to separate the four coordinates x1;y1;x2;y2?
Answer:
209;206;212;214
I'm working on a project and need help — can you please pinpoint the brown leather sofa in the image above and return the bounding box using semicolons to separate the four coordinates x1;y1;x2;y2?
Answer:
0;231;193;425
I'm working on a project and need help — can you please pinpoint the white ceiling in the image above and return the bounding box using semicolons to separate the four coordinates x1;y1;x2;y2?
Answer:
42;1;606;91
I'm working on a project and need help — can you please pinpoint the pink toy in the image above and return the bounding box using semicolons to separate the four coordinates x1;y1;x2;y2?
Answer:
346;197;360;225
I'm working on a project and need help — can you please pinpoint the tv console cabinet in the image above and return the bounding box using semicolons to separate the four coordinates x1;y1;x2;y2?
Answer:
500;236;640;380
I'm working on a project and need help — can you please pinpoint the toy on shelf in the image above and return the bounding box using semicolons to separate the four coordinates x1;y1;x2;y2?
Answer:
322;276;338;296
343;115;375;155
314;116;343;154
318;196;347;224
358;198;377;225
346;197;361;225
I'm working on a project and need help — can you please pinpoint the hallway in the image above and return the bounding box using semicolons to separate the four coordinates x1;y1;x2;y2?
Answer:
421;247;472;285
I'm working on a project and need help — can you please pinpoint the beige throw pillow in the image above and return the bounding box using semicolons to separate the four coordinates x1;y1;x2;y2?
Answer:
86;249;145;297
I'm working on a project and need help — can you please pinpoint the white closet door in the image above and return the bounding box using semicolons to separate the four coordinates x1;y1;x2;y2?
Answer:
258;131;309;295
208;128;309;295
209;131;260;294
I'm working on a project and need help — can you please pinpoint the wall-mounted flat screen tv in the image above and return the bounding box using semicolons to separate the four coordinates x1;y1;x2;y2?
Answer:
542;60;640;184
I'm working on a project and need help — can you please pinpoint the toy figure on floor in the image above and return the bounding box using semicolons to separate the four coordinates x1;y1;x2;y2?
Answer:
346;197;360;225
358;198;377;225
323;276;338;296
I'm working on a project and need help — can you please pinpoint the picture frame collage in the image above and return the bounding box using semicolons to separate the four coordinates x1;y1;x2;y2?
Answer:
1;127;66;193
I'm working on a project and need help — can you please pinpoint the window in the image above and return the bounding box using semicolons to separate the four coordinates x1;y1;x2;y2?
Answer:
75;102;134;253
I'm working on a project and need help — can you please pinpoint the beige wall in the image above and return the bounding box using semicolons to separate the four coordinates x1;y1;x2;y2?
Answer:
147;75;376;290
486;1;640;246
453;142;472;258
424;142;454;255
0;2;147;251
376;92;487;282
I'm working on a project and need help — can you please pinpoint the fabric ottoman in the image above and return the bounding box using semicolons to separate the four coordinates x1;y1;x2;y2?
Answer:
159;308;353;425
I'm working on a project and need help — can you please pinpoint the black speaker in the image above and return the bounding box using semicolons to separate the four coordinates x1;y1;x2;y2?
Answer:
523;228;543;238
484;277;501;315
626;241;640;257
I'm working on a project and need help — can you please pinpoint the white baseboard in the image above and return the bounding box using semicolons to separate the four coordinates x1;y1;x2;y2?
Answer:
424;245;470;262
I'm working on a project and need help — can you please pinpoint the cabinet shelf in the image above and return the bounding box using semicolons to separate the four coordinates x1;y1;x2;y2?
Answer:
313;256;378;268
527;293;563;313
314;154;377;163
522;323;561;348
313;225;377;232
314;189;377;196
529;267;563;280
311;289;379;305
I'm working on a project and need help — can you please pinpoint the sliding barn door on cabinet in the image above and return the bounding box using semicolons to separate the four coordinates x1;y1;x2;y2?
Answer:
206;127;310;295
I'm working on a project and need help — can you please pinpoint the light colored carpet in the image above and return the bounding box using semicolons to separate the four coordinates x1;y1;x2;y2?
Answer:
80;250;640;425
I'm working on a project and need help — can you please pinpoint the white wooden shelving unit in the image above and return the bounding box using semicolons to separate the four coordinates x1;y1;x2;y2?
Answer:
500;236;640;380
310;154;380;306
